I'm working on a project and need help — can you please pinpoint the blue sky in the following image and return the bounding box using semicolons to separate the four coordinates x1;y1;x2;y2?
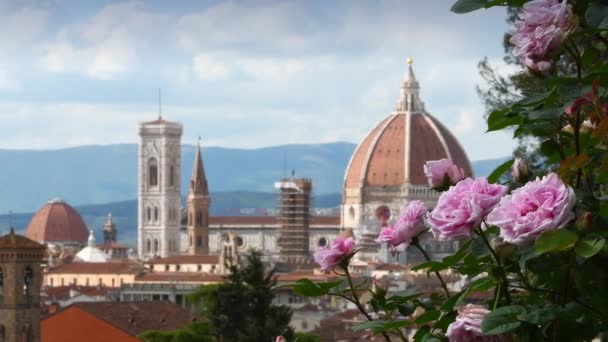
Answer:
0;0;519;160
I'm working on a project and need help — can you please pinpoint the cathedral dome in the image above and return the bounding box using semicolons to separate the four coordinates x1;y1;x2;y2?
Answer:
25;198;89;245
344;63;473;189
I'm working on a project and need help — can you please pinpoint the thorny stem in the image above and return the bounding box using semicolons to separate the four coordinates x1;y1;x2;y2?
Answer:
476;227;511;305
412;238;450;298
343;266;394;342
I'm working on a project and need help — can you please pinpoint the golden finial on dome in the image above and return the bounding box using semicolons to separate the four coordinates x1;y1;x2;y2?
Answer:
407;58;413;65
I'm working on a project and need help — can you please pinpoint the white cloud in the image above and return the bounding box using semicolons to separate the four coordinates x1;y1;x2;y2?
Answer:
0;2;49;53
453;111;474;134
192;54;230;81
0;65;20;91
40;1;166;80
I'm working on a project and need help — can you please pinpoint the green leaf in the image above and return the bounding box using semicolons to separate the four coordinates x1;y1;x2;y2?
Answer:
575;236;606;258
527;107;562;121
517;307;557;325
390;288;423;301
291;278;343;297
411;261;446;272
586;3;608;29
413;325;430;342
487;110;523;132
487;159;514;184
516;89;556;106
535;229;579;255
481;305;526;335
450;0;487;13
415;310;441;324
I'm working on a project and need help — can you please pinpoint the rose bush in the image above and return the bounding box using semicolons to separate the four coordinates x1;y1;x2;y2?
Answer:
283;1;608;341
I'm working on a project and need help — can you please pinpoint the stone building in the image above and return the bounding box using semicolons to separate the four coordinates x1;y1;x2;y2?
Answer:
185;141;210;256
0;229;46;342
138;117;183;259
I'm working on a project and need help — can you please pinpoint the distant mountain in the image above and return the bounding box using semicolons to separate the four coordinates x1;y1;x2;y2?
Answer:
0;142;355;213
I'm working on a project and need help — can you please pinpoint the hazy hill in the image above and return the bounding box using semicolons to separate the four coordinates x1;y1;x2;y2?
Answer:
0;142;355;213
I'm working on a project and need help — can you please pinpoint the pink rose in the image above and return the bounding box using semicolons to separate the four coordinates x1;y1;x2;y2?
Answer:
511;158;530;182
510;0;576;72
424;159;466;189
427;178;508;240
487;173;576;245
446;304;508;342
376;200;428;252
275;336;285;342
314;237;355;272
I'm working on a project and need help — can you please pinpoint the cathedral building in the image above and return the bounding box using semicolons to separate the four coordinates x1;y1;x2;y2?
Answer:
136;61;473;264
341;60;473;262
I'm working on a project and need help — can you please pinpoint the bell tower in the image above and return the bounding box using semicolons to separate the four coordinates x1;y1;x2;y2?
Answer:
187;139;210;255
103;212;117;244
138;116;183;259
0;229;45;342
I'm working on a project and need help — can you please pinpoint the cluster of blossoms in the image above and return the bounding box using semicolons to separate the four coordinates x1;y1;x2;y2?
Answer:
510;0;576;72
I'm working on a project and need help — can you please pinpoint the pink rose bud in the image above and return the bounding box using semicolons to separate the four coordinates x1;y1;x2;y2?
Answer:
275;336;285;342
424;159;465;190
487;173;576;246
576;212;593;231
313;237;355;272
512;158;530;182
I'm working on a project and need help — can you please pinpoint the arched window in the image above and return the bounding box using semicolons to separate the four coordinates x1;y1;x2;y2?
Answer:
0;267;4;304
148;158;158;186
154;239;159;253
146;239;151;252
154;207;159;222
170;165;175;187
147;207;152;222
196;211;202;227
23;266;33;305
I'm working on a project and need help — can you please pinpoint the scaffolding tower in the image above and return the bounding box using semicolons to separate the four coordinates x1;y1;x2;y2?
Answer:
274;178;312;258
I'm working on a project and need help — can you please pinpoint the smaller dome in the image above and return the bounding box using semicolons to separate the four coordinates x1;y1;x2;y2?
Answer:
25;199;88;245
75;230;110;263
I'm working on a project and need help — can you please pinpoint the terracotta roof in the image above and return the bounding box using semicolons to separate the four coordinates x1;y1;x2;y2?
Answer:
0;229;46;250
97;243;130;250
42;285;112;301
65;302;195;336
343;66;473;189
210;216;277;225
25;199;88;244
208;216;340;226
276;272;340;283
47;262;144;275
135;272;223;283
144;255;219;265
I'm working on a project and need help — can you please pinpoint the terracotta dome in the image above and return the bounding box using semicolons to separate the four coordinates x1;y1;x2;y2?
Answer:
344;63;473;188
25;198;88;245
